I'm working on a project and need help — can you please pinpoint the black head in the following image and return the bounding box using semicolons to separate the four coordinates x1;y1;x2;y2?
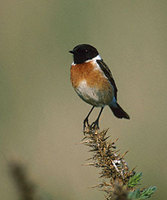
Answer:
69;44;99;64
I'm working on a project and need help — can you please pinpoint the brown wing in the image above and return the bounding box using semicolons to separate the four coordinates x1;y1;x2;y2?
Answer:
97;59;118;100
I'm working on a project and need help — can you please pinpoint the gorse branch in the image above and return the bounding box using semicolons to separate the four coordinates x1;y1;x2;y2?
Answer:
82;127;156;200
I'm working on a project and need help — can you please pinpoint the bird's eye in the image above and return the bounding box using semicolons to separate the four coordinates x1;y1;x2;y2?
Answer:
85;49;88;53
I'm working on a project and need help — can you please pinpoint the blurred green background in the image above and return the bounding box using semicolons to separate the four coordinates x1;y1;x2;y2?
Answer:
0;0;166;199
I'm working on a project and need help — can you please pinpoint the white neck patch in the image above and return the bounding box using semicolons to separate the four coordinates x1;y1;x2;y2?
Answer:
85;55;102;63
72;54;102;65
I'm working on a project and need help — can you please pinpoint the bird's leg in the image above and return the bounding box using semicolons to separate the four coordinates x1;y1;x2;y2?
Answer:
83;106;95;131
91;107;104;129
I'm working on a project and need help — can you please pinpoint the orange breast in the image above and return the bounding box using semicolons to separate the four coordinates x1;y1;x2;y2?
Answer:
70;61;111;90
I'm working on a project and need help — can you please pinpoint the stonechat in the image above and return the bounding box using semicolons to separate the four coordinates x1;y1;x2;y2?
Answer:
70;44;130;130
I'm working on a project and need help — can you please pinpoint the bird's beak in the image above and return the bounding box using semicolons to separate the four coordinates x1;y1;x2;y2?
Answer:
69;50;74;54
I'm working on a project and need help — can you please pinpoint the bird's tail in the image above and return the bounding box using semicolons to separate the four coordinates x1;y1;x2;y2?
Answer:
109;103;130;119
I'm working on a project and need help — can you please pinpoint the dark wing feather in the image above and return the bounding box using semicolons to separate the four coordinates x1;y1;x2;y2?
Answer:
97;59;118;100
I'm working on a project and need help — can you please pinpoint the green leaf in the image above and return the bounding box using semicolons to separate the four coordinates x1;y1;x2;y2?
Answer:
128;189;141;199
128;186;157;199
128;172;142;188
139;186;157;199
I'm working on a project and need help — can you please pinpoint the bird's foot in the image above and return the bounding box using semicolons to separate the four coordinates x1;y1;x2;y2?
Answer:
90;120;99;130
83;117;90;133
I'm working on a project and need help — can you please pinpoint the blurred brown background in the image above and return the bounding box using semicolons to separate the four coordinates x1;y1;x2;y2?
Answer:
0;0;166;199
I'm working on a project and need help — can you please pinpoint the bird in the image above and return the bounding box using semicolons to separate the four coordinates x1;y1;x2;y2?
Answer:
69;44;130;130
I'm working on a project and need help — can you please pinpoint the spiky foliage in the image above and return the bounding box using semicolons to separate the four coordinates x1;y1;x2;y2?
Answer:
82;127;156;200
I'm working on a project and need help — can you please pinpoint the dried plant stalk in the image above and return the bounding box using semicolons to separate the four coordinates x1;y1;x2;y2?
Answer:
9;161;37;200
82;127;156;200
